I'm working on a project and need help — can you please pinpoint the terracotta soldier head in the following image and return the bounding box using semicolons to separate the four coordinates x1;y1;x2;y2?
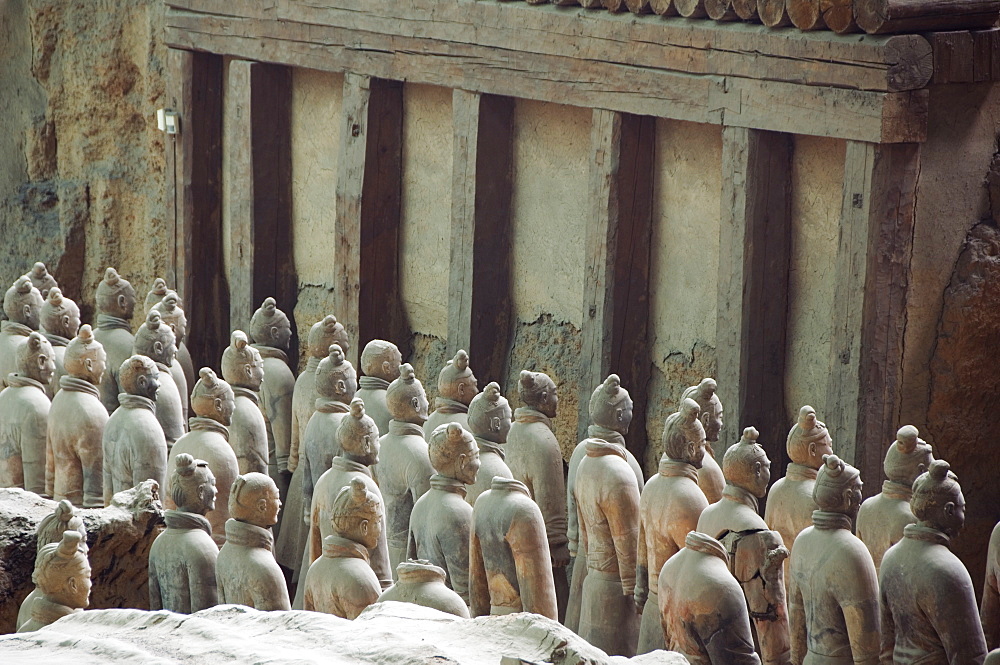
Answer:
4;276;43;328
63;325;106;385
152;290;187;345
468;382;512;443
429;422;481;486
360;340;401;382
786;406;833;470
221;330;263;391
386;363;429;425
309;315;350;359
518;370;558;418
144;277;169;314
723;426;771;498
438;350;479;405
316;343;357;404
589;373;633;435
191;367;236;426
16;332;55;385
26;263;58;300
230;472;282;528
885;425;934;487
662;398;706;467
814;454;863;518
911;460;965;538
248;297;291;350
37;500;87;548
95;267;136;320
332;477;384;550
687;378;722;442
134;310;177;367
118;355;160;401
339;398;380;466
40;288;80;340
170;453;217;515
34;530;91;610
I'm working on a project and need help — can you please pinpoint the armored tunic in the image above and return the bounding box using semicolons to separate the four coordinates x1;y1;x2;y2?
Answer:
216;518;290;610
0;374;50;493
102;393;166;503
94;315;134;414
856;480;916;575
303;534;380;619
465;437;512;507
253;345;295;480
765;462;818;579
47;376;108;507
301;399;350;523
407;474;473;604
423;397;469;439
148;509;219;613
229;387;268;475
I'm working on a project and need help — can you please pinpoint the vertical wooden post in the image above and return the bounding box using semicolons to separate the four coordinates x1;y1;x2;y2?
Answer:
448;90;515;383
827;141;919;494
578;109;655;462
225;61;254;334
717;127;793;479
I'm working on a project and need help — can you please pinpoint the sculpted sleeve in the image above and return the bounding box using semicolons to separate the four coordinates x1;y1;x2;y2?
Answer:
702;594;762;665
838;550;880;665
469;512;490;618
22;403;48;496
605;468;641;596
132;428;168;497
983;527;1000;651
566;443;585;556
533;430;568;549
442;509;472;605
253;567;291;611
788;561;807;665
148;555;163;611
288;401;301;473
634;508;649;610
933;566;988;665
405;453;433;504
509;502;557;620
879;579;896;665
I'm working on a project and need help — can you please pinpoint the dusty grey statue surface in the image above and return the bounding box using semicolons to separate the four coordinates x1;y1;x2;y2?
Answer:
26;262;58;300
221;331;267;476
378;559;470;618
423;350;478;438
356;339;401;440
681;378;725;503
0;276;43;384
17;530;90;632
464;382;513;506
0;331;53;494
39;287;79;399
133;310;185;449
94;268;136;414
151;290;191;417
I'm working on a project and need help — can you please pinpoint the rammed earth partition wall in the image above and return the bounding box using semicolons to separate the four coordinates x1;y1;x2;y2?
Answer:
164;0;1000;585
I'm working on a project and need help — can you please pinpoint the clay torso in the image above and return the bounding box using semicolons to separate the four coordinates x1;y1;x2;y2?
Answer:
289;356;320;473
356;378;390;438
93;320;134;414
0;375;50;494
229;388;268;476
985;523;1000;651
378;560;470;618
154;362;186;449
0;321;32;384
216;518;290;610
48;376;108;507
147;509;219;613
699;449;726;504
301;401;350;518
43;338;68;400
101;393;166;504
423;398;469;439
255;350;295;478
764;463;818;576
465;437;512;507
407;474;474;604
17;595;81;633
855;481;916;575
303;534;380;619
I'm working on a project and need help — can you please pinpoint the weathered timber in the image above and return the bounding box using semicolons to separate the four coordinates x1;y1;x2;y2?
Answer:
758;0;793;27
823;0;859;33
856;0;1000;34
625;0;653;14
603;0;629;11
706;0;740;20
732;0;759;19
716;127;793;501
788;0;826;30
929;30;1000;84
577;109;655;463
447;90;515;386
675;0;709;17
650;0;679;14
826;141;920;497
225;61;254;334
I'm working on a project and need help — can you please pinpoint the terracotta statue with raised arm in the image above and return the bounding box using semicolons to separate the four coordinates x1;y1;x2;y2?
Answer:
658;531;761;665
881;460;987;663
26;262;58;300
151;290;191;416
788;454;879;664
682;378;725;503
134;310;185;449
101;355;166;502
94;267;136;414
144;277;168;315
148;453;219;613
379;559;470;618
47;325;107;507
635;397;710;654
356;339;401;438
0;276;44;382
857;425;933;574
40;287;79;399
216;472;290;610
574;374;642;656
221;331;267;476
464;382;513;506
764;405;833;579
506;369;570;620
374;363;433;576
17;530;91;632
303;477;383;618
423;350;479;438
166;368;239;545
0;332;53;493
697;427;790;665
407;422;480;604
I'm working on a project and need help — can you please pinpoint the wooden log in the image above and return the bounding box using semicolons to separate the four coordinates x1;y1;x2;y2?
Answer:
603;0;629;11
675;0;709;17
788;0;826;30
856;0;1000;35
650;0;679;13
625;0;652;13
758;0;793;26
927;30;1000;84
732;0;759;18
822;0;859;33
706;0;740;20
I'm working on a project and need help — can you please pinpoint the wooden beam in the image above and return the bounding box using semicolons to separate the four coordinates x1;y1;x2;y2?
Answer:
578;109;655;462
224;60;254;334
928;29;1000;84
716;127;793;489
826;141;920;496
448;90;515;384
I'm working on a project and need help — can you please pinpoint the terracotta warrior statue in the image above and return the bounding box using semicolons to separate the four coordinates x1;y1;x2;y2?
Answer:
151;290;191;416
17;530;91;632
26;262;58;299
0;332;54;494
216;472;290;610
506;370;570;620
290;315;349;474
470;476;557;619
94;267;136;414
788;454;878;664
166;368;239;545
423;349;479;438
573;374;642;657
40;287;80;398
378;559;470;618
374;363;433;576
407;422;480;603
144;277;168;314
658;531;761;665
133;310;185;449
221;331;267;475
697;427;790;665
148;453;219;613
764;405;833;579
303;477;383;618
101;355;166;503
856;425;934;575
464;382;513;506
0;276;43;382
986;522;1000;651
47;324;107;507
635;396;710;654
682;378;725;503
881;460;987;663
356;339;401;439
